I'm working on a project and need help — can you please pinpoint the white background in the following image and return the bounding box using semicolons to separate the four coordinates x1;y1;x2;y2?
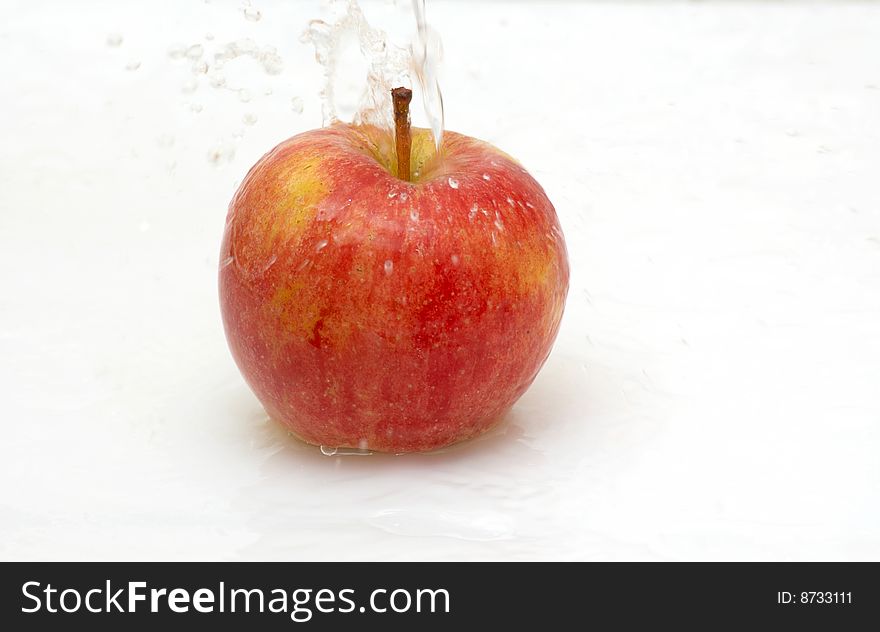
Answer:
2;0;879;561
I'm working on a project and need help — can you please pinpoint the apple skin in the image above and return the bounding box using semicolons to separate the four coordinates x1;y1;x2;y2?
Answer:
219;123;568;453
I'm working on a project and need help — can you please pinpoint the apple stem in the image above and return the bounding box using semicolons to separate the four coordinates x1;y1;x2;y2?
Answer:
392;87;413;181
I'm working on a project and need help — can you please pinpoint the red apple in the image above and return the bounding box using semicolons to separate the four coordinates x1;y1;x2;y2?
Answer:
219;92;568;453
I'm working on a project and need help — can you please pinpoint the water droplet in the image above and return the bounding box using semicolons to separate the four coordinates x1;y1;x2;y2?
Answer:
207;143;235;165
315;239;329;253
482;173;491;181
506;197;514;207
208;70;226;89
125;60;141;71
290;96;304;113
399;192;408;202
190;102;203;113
469;204;478;222
221;256;234;268
243;6;262;22
387;190;398;199
106;33;123;47
238;88;252;103
409;209;419;222
242;112;257;126
191;60;208;74
451;254;460;265
447;177;459;189
261;52;284;75
205;32;215;41
525;201;534;209
320;446;338;456
261;253;277;274
494;212;505;231
185;44;204;60
384;260;394;275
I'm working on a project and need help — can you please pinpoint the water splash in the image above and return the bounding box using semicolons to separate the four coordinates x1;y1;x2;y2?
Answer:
411;0;444;149
302;0;444;149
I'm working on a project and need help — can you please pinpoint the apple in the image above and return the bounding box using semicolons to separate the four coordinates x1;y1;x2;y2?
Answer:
219;88;569;453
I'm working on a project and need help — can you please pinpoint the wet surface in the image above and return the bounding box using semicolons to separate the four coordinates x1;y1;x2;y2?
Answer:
2;1;880;560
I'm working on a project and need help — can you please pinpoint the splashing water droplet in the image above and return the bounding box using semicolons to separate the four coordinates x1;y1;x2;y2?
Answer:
125;60;141;71
243;6;262;22
242;112;257;126
207;143;236;166
205;32;214;41
207;69;225;89
315;239;329;253
261;51;284;75
482;173;491;181
447;177;459;189
320;446;338;456
384;260;394;275
191;60;208;74
106;33;123;47
185;44;204;60
209;38;284;89
290;96;304;113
